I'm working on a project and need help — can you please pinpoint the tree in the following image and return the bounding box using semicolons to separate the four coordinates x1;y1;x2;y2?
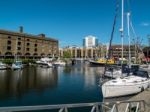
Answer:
63;51;71;58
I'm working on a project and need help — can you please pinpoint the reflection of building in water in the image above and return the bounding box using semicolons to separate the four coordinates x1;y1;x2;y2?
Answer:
36;68;58;89
0;67;58;98
83;66;96;88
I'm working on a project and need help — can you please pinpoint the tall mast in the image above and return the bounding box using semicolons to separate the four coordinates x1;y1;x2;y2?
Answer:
127;12;131;68
120;0;124;66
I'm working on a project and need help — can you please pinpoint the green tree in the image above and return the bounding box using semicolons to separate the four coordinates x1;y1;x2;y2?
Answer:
63;51;71;58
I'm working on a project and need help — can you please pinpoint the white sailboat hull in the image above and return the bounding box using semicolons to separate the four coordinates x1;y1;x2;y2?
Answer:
11;61;23;70
53;61;66;67
102;76;150;98
40;63;53;68
36;58;53;68
0;65;7;70
12;64;23;70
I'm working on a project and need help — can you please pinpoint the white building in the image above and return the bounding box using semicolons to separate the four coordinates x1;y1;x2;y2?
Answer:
83;35;98;48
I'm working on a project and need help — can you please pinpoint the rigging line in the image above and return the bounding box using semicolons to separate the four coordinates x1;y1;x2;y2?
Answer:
102;0;120;102
108;1;119;58
103;0;119;75
130;20;137;38
130;17;144;61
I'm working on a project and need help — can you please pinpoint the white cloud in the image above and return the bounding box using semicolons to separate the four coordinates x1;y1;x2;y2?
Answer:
140;22;150;27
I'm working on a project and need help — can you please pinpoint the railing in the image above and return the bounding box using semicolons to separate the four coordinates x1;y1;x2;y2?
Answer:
0;100;146;112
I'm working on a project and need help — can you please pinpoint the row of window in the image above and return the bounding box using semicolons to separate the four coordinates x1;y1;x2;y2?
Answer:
3;52;56;56
7;36;56;44
7;46;38;52
7;40;38;46
8;36;30;41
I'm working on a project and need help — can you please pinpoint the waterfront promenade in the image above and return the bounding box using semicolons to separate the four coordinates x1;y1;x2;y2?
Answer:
117;88;150;112
128;88;150;112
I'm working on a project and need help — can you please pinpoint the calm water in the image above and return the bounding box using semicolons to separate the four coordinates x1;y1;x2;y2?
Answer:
0;62;103;107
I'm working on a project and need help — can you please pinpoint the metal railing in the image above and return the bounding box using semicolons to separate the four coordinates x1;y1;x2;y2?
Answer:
0;100;146;112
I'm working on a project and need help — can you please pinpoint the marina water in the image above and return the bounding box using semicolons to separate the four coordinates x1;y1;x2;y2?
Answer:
0;61;103;107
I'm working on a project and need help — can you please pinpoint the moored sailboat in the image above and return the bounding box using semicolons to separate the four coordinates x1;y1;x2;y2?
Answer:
36;57;53;68
12;60;23;70
102;70;150;98
0;62;7;70
102;0;150;98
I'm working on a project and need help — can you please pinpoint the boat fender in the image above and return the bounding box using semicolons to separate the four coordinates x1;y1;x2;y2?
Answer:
141;86;144;92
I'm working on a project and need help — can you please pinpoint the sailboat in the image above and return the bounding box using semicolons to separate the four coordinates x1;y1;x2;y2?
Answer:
102;70;150;98
102;0;150;98
11;37;23;70
36;57;53;68
12;60;23;70
0;61;7;70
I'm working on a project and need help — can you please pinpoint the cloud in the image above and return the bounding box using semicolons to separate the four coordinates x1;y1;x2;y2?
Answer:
140;22;150;27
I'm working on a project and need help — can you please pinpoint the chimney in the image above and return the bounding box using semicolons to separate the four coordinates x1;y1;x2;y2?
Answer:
19;26;23;33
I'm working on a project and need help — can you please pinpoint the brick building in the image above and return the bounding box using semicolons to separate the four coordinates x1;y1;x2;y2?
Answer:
0;27;59;58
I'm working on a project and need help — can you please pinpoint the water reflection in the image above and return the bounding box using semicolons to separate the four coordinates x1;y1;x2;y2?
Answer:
0;67;58;99
0;64;103;106
63;65;103;90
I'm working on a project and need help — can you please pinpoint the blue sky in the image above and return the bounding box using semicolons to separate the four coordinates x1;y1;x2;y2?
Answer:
0;0;149;47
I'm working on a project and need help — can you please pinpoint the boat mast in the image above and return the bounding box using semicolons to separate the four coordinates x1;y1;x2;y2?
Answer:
127;12;131;68
120;0;124;67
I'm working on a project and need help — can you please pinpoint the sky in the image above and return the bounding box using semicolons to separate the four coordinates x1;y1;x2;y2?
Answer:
0;0;149;47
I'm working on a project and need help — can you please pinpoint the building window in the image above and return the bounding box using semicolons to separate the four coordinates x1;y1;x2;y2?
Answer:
8;36;11;39
26;48;30;51
7;40;11;45
27;39;30;41
27;43;30;46
7;46;11;50
18;38;21;40
17;47;21;50
35;44;37;47
18;42;21;45
34;48;37;52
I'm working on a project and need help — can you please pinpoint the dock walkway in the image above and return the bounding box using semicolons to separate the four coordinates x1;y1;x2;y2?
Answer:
117;88;150;112
128;89;150;112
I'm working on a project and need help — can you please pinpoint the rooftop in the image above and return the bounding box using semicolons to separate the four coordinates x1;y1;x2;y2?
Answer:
0;28;58;42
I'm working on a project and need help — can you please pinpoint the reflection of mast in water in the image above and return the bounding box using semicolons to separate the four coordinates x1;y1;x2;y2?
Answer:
36;68;58;89
9;70;23;96
83;66;96;89
0;70;23;98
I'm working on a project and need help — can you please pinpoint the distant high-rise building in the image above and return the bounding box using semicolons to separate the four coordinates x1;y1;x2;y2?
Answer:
83;35;98;48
